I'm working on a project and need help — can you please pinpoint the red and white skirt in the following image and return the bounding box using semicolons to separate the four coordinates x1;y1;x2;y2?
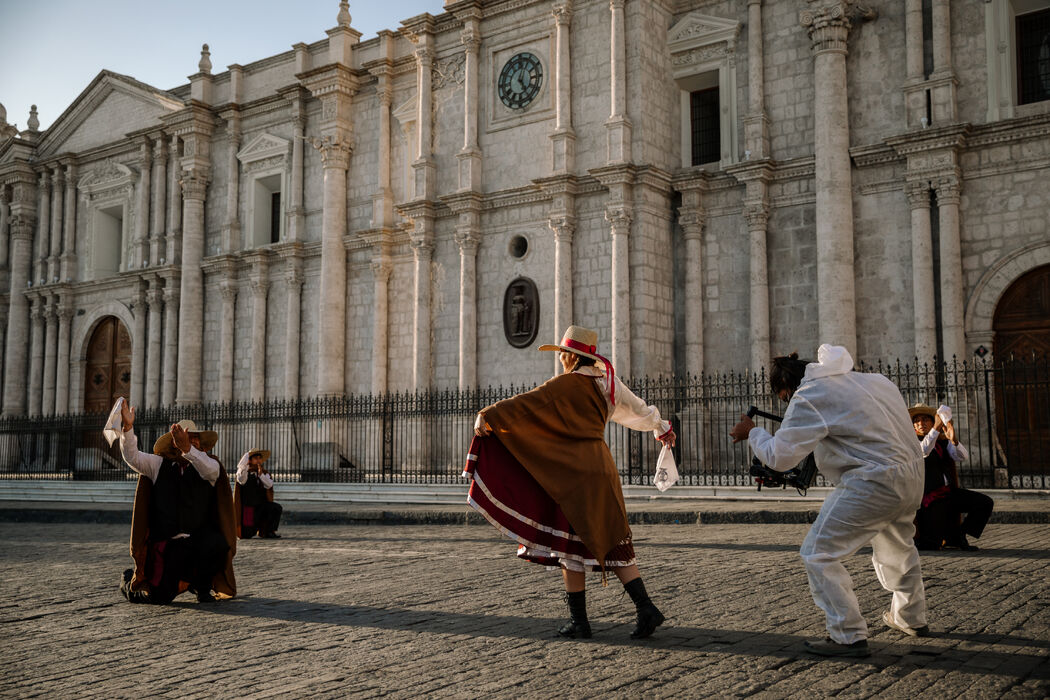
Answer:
463;435;635;572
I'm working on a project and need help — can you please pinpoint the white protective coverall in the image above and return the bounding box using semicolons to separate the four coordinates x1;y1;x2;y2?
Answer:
749;345;927;644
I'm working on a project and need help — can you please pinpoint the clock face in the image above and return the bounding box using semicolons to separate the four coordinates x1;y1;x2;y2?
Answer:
498;52;543;110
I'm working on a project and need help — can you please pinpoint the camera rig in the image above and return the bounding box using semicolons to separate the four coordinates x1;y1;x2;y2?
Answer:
745;405;818;496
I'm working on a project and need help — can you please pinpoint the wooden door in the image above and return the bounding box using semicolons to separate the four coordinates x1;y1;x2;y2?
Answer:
993;265;1050;475
83;317;133;414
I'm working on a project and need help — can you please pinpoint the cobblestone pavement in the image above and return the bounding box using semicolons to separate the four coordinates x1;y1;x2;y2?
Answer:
2;522;1048;699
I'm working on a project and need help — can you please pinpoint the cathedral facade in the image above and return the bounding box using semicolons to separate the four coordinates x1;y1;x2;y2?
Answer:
0;0;1048;417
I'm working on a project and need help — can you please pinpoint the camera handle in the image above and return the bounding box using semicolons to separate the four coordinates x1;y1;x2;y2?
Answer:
746;405;783;423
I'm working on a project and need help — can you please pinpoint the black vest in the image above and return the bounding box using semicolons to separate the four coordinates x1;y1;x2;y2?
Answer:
922;440;955;495
241;473;269;508
149;459;218;542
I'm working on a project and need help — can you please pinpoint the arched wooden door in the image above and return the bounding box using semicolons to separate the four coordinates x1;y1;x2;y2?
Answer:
83;316;133;414
993;264;1050;476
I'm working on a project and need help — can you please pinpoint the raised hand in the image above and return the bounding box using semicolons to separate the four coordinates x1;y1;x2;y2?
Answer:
120;400;135;432
171;423;191;453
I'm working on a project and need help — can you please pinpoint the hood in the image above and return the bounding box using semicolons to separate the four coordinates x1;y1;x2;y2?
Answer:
803;344;854;382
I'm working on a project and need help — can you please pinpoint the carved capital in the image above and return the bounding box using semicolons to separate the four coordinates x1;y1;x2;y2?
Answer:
377;84;393;108
219;279;238;302
38;171;51;192
414;46;435;67
905;182;931;209
371;259;392;284
58;304;75;323
679;209;705;241
744;204;769;230
800;1;876;53
454;228;481;255
310;135;353;170
548;216;576;243
409;236;434;257
461;28;481;54
146;286;163;307
153;137;168;163
605;207;633;235
553;1;574;25
51;167;63;187
64;163;78;183
934;175;962;205
10;216;36;241
180;169;210;200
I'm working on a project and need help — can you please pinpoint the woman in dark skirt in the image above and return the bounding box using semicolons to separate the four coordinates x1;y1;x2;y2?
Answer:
466;326;676;639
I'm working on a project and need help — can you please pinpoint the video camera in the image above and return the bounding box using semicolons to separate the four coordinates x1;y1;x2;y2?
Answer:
745;405;818;495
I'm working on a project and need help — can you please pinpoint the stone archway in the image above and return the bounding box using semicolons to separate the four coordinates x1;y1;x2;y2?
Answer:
992;264;1050;477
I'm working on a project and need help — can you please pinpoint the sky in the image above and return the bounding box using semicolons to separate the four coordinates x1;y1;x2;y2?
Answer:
0;0;445;132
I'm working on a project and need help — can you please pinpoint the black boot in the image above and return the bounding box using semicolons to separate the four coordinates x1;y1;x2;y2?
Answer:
624;577;664;639
557;590;592;639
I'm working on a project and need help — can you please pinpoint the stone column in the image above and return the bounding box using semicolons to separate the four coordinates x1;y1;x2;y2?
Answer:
906;182;936;360
551;2;576;173
249;266;269;402
316;140;352;397
455;224;480;390
286;94;307;241
936;175;966;361
27;296;44;416
606;0;632;164
412;42;436;199
931;0;952;77
130;286;146;408
550;216;575;344
905;0;923;80
150;138;167;266
175;168;208;405
411;233;434;391
745;204;771;372
0;187;9;270
370;259;391;395
678;193;705;376
42;298;58;415
218;278;237;404
283;256;304;398
145;283;164;408
3;183;36;416
801;3;859;355
223;115;241;251
35;172;50;286
48;168;63;283
607;207;632;375
166;137;182;265
134;141;151;269
744;0;770;158
458;17;483;190
55;303;73;415
161;279;179;406
370;67;394;228
60;163;77;281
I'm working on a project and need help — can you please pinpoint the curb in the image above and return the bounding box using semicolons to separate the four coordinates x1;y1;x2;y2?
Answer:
2;507;1048;526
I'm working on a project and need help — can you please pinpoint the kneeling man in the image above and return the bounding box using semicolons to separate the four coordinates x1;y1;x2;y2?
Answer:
117;401;236;603
234;449;283;539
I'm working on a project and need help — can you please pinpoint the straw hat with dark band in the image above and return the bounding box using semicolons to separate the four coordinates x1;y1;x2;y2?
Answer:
907;403;937;420
538;325;604;363
153;419;219;458
247;448;271;463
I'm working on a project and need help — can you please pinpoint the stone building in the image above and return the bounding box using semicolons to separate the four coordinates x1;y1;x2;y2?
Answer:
0;0;1048;418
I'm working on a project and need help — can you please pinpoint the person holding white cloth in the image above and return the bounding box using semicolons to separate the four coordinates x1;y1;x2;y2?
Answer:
730;344;928;658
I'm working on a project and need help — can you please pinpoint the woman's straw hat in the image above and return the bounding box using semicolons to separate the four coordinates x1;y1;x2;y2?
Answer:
247;448;271;463
152;419;219;458
538;325;603;363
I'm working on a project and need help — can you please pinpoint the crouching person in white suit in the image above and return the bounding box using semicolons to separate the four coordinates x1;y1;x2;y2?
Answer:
731;345;929;658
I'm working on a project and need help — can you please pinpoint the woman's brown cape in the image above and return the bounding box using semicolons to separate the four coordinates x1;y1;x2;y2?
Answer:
480;372;630;569
128;458;237;598
233;479;275;539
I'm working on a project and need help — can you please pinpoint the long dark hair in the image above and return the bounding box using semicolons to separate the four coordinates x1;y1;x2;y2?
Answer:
769;352;810;395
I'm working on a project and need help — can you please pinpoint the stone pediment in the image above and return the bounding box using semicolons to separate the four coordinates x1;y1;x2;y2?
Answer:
78;159;136;201
237;132;291;164
35;71;184;159
668;13;741;50
393;95;417;126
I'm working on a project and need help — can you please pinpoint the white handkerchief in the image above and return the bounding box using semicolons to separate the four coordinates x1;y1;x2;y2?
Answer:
102;397;125;447
937;404;952;424
653;445;679;492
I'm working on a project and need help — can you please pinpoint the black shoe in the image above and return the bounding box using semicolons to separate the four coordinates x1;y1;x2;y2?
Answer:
804;637;871;658
883;610;931;637
631;603;665;639
119;569;133;601
557;620;592;639
915;540;942;551
261;532;281;539
945;537;978;551
196;589;216;603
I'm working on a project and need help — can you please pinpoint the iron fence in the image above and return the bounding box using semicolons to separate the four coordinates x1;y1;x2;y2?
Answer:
0;356;1046;488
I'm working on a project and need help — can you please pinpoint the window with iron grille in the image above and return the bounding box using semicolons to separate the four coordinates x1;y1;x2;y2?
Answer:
690;87;720;166
1017;7;1050;105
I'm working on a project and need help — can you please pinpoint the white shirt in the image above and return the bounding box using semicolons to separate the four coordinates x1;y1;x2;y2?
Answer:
919;429;969;462
119;429;220;486
748;345;924;484
235;451;274;488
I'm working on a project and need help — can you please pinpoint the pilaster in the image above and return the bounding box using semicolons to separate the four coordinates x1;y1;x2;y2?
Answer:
551;1;576;174
48;166;63;282
606;0;632;165
674;171;709;377
905;181;936;359
60;161;77;281
2;170;37;416
277;243;305;398
247;251;270;402
54;301;73;415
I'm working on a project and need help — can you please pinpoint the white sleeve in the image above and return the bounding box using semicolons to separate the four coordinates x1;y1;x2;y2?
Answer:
748;395;828;472
609;376;671;438
182;447;220;486
235;452;250;485
259;473;275;489
947;440;969;463
919;430;939;457
119;430;163;482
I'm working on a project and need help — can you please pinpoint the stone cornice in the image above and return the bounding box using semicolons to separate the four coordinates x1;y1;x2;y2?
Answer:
723;158;776;183
671;168;711;193
200;254;239;277
440;190;485;214
161;101;218;137
885;123;970;157
849;143;899;168
296;63;359;99
966;112;1050;148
